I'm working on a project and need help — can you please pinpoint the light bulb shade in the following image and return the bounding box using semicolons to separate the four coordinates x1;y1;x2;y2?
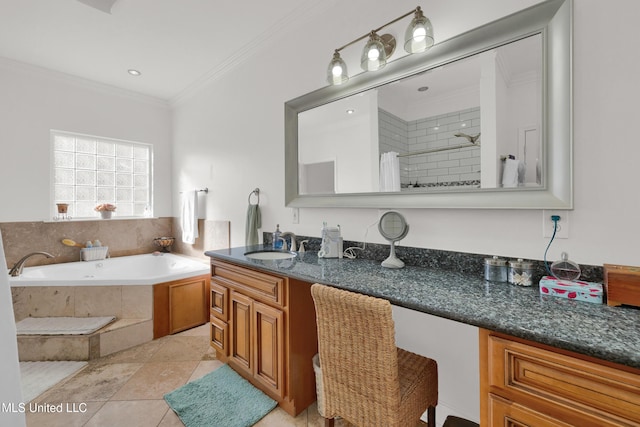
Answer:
361;32;387;71
327;51;349;85
404;8;434;53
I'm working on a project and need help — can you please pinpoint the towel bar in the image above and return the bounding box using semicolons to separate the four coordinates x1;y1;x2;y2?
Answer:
180;188;208;194
248;188;260;205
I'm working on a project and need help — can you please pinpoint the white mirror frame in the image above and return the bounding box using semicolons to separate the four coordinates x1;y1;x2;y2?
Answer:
285;0;572;209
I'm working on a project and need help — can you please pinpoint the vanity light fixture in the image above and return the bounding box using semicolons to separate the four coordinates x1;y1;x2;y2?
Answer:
327;51;349;85
361;32;395;71
326;6;434;85
404;6;434;53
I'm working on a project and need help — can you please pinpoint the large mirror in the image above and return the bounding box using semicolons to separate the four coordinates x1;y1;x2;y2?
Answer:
285;0;572;209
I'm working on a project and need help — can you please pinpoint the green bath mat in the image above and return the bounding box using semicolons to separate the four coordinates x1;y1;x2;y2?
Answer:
164;364;277;427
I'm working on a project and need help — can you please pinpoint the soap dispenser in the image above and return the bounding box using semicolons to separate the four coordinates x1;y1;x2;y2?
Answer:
273;224;282;249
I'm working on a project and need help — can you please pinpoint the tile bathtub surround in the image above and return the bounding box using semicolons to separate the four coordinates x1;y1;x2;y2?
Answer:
263;233;603;283
0;217;231;269
0;218;172;268
170;219;230;259
11;285;153;322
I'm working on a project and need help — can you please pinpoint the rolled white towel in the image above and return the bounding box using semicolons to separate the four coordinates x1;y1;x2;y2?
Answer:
502;158;520;188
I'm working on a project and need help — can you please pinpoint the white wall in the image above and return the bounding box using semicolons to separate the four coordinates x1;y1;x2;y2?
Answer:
171;0;640;268
0;58;173;221
393;305;479;424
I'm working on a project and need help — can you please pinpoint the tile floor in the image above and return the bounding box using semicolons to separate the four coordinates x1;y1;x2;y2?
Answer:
25;324;335;427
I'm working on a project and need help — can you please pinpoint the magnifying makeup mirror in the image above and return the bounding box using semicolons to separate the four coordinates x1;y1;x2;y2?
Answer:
378;211;409;268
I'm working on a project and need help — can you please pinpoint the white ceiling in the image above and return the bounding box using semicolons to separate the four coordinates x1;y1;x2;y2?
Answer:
0;0;315;102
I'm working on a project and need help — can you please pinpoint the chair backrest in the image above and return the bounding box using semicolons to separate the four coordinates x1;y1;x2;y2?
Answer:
311;283;402;425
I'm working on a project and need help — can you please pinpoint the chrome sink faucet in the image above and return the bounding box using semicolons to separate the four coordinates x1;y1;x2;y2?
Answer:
8;251;54;277
280;232;297;251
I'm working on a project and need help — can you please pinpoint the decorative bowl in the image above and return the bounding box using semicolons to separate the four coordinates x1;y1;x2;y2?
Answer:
153;237;175;252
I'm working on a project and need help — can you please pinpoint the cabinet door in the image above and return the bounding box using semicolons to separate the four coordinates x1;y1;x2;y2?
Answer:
230;291;253;374
253;301;285;398
210;315;228;357
169;278;207;334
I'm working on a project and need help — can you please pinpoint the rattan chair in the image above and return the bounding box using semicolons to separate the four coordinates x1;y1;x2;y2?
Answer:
311;283;438;427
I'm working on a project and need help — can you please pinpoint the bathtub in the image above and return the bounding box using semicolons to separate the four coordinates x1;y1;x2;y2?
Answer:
9;253;210;287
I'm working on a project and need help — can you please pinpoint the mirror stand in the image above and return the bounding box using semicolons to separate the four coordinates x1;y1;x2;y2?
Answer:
378;211;410;269
382;241;405;269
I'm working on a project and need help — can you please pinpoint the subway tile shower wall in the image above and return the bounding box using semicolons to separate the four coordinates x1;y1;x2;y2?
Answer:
379;107;481;187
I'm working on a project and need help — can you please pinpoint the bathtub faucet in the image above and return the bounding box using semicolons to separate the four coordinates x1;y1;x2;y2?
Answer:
8;251;54;277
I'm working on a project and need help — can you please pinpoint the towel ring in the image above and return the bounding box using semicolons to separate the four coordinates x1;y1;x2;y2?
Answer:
248;188;260;205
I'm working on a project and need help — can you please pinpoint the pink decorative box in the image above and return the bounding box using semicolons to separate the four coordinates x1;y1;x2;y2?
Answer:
539;276;603;304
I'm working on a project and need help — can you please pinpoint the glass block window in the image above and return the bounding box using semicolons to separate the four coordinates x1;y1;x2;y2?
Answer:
52;131;152;219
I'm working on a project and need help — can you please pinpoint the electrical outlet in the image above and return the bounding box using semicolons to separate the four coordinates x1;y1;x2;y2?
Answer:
542;210;569;239
292;208;299;224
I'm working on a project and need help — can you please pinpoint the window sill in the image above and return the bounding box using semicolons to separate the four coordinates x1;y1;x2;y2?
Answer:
45;216;159;223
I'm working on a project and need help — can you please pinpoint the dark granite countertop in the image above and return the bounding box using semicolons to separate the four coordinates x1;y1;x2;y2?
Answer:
205;245;640;370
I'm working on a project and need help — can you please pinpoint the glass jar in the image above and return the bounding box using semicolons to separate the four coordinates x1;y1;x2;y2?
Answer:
508;259;535;286
550;252;581;281
484;256;508;282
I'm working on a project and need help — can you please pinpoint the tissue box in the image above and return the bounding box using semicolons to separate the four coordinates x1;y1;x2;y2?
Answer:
80;246;109;261
604;264;640;307
539;276;603;304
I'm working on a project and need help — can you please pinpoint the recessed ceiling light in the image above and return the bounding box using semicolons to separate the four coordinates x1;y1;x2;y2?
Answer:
418;86;429;92
346;109;355;114
128;69;141;76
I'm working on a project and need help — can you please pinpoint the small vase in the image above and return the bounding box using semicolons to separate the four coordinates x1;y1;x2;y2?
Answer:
100;211;112;219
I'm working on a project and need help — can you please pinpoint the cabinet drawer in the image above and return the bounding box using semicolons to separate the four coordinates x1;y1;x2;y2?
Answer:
212;260;284;307
210;279;228;320
210;315;228;357
489;394;572;427
488;335;640;424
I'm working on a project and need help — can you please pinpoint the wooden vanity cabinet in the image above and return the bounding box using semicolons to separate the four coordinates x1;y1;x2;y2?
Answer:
209;259;318;416
480;329;640;426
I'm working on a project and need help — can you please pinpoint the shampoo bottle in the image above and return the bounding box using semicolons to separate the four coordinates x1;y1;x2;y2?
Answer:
273;224;282;249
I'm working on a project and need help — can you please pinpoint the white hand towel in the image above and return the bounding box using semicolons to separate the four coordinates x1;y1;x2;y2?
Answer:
180;190;199;244
379;152;401;192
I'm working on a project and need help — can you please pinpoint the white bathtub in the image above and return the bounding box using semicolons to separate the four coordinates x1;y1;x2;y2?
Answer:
9;253;210;287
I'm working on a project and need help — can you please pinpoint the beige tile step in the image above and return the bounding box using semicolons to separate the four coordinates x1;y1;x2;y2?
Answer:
17;318;153;361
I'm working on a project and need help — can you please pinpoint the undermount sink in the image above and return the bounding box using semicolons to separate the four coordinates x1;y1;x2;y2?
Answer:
244;250;297;260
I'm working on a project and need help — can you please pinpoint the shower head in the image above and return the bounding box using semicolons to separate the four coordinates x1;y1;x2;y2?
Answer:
454;132;481;144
